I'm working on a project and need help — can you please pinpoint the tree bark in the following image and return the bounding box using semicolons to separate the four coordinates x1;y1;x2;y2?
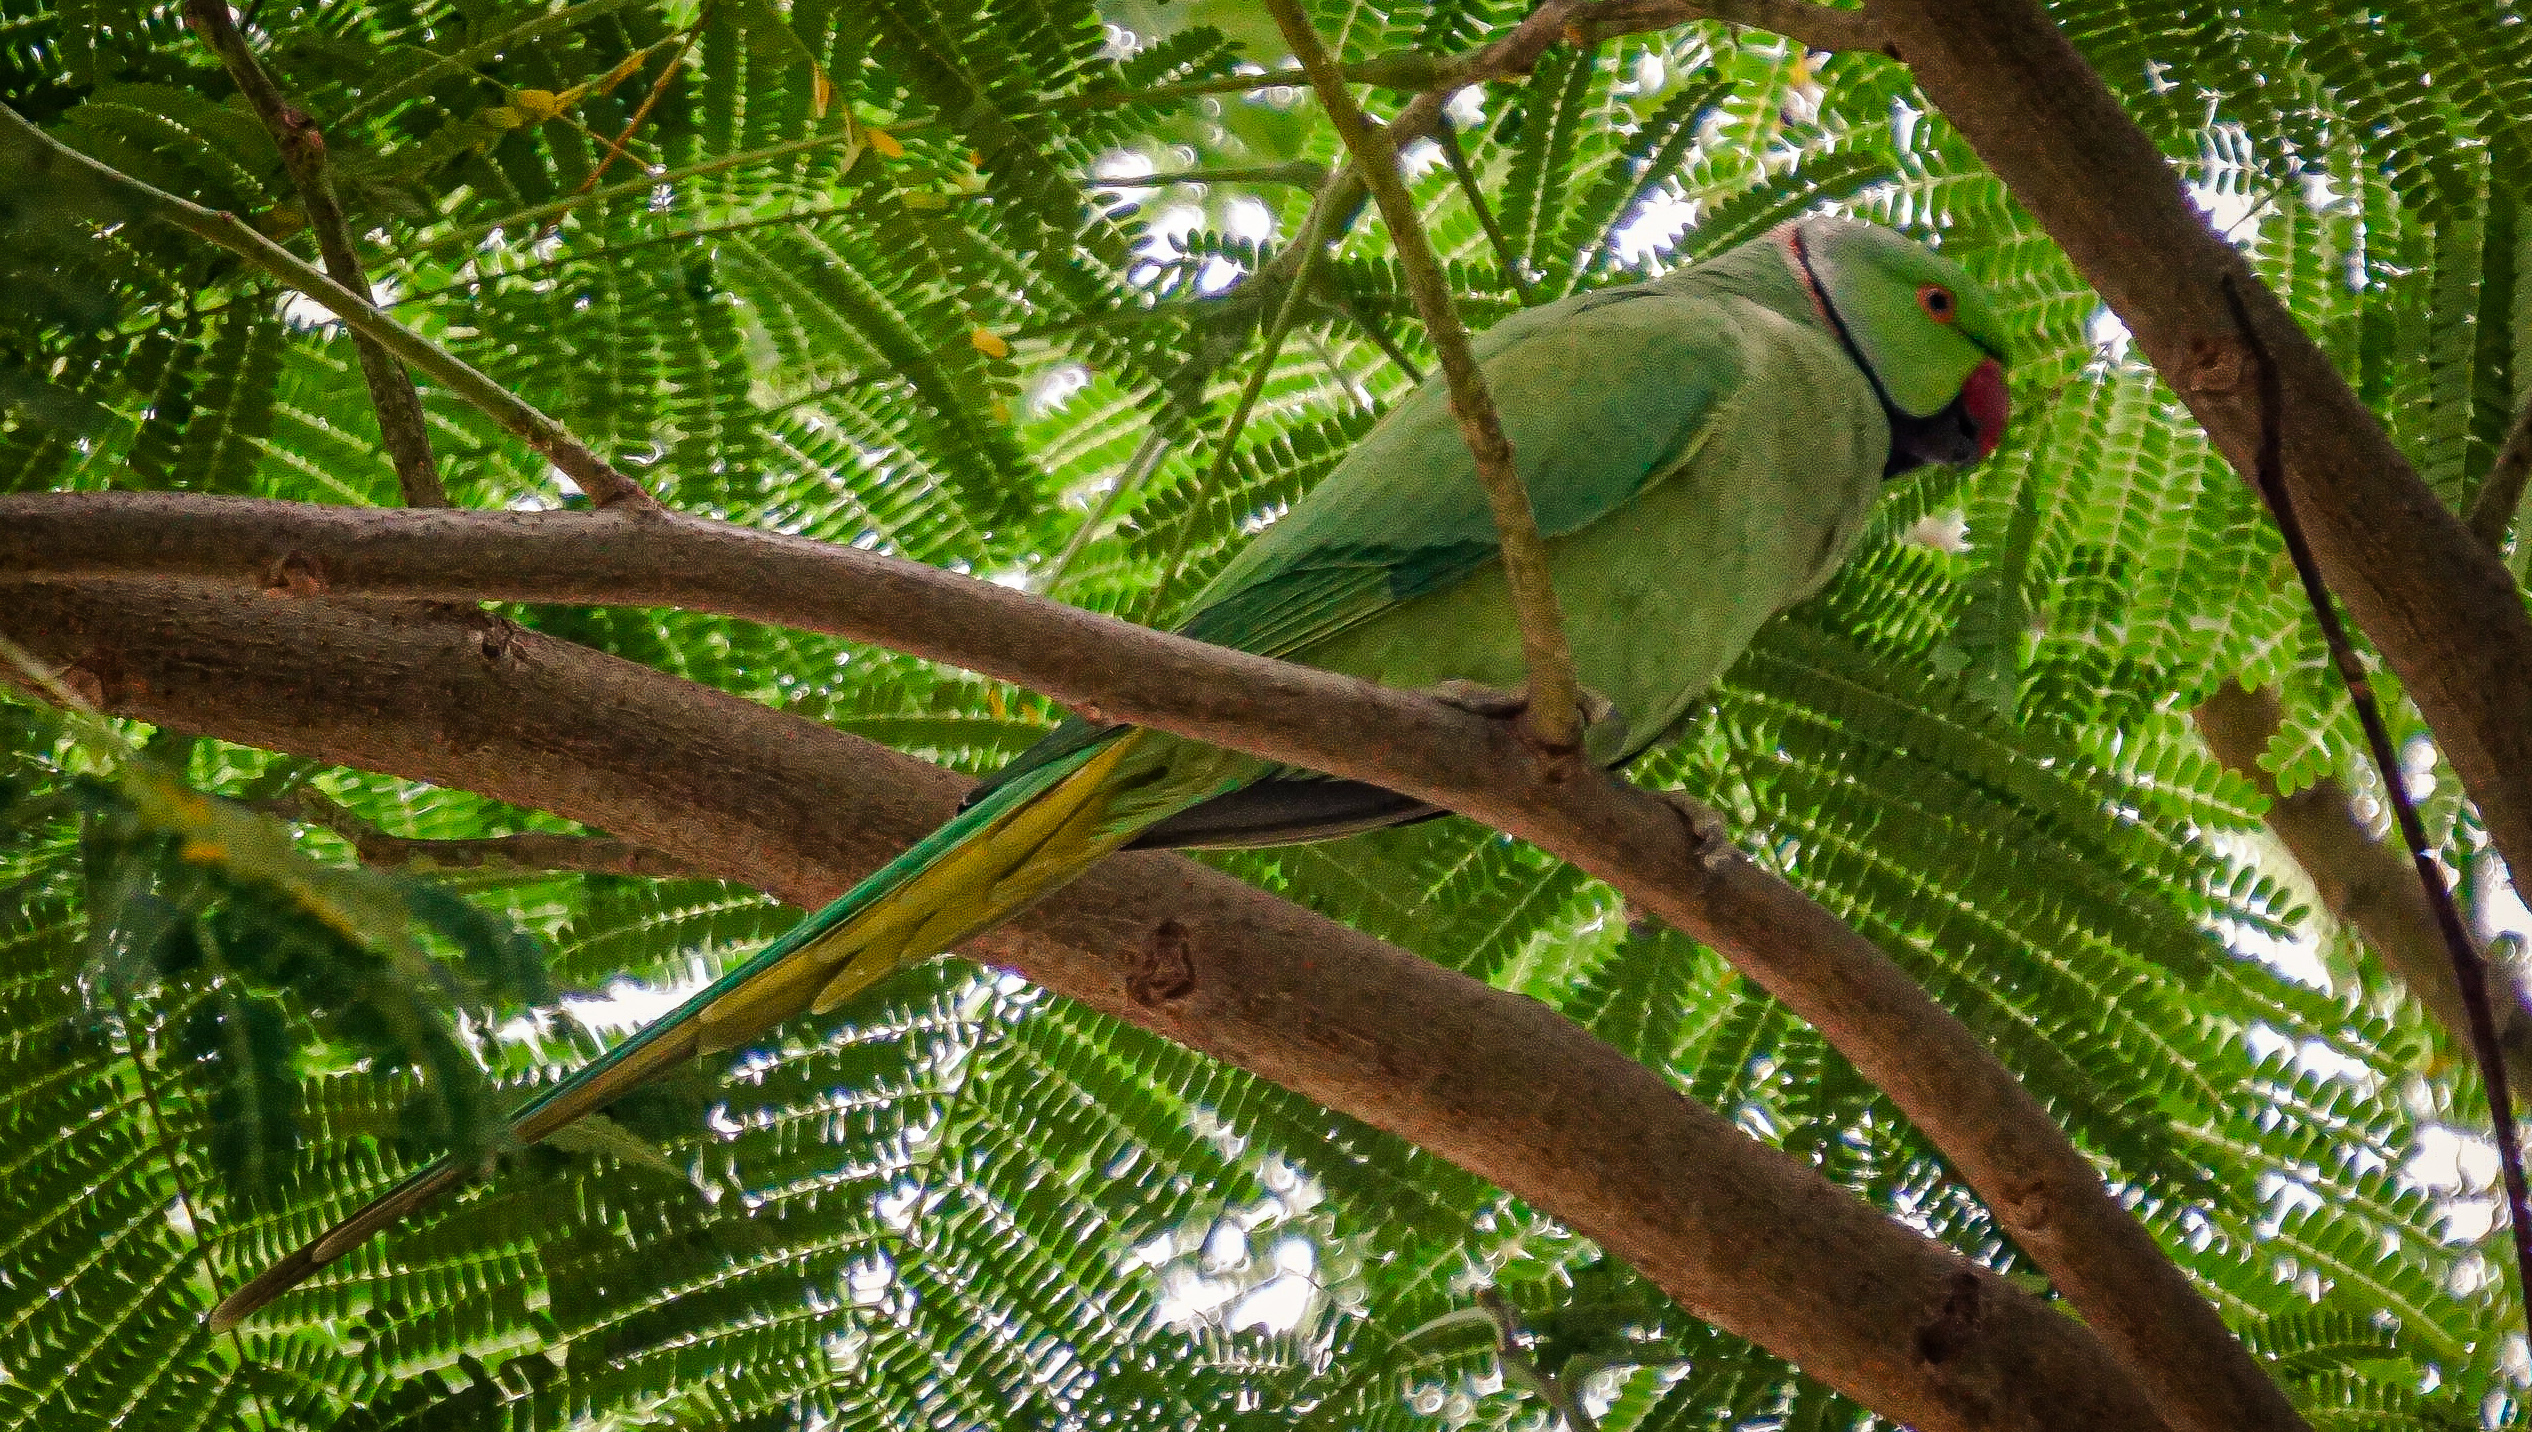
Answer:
1874;0;2532;996
2;578;2171;1432
1;493;2287;1432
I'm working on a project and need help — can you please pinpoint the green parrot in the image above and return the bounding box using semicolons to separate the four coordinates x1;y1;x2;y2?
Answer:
212;215;2009;1329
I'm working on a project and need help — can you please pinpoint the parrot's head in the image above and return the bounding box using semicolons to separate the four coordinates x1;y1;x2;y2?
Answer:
1781;217;2011;476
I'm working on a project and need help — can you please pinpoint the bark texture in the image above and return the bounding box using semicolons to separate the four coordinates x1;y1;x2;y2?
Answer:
2;578;2170;1432
4;494;2270;1432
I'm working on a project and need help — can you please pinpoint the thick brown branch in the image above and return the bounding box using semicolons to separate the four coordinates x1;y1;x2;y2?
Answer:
266;787;691;879
2194;684;2532;1094
182;0;446;508
1573;0;1890;53
2468;391;2532;552
1;578;2167;1431
0;492;2271;1428
1871;0;2532;1025
0;103;655;511
1264;0;1585;751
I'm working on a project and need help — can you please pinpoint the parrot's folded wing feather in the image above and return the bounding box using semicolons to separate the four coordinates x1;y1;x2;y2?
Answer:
1173;285;1747;662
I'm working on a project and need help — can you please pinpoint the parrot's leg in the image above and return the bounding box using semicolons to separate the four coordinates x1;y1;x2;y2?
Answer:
1424;680;1628;748
1656;789;1738;870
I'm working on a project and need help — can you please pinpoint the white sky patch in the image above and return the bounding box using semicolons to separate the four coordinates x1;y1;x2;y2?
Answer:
1223;195;1277;245
1611;190;1698;267
1225;1237;1318;1332
1093;148;1157;183
2086;303;2135;363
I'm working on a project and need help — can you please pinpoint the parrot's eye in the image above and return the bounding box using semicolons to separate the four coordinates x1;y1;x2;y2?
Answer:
1918;285;1957;322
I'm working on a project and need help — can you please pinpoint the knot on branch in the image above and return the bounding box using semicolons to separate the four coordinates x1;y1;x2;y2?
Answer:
2184;333;2251;396
1128;918;1198;1006
1913;1270;1985;1367
469;612;523;664
260;549;327;597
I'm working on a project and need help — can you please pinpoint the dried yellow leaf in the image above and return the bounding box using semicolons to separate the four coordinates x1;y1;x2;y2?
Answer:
512;85;583;123
601;50;648;90
867;127;905;159
970;327;1010;360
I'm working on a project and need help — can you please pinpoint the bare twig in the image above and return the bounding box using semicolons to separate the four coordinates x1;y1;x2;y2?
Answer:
2192;682;2532;1093
2220;273;2532;1342
0;490;2293;1432
1263;0;1587;753
6;576;2176;1431
266;787;691;879
555;20;701;223
1477;1289;1599;1432
2467;390;2532;552
0;103;658;511
182;0;447;507
1434;117;1536;302
1095;161;1330;191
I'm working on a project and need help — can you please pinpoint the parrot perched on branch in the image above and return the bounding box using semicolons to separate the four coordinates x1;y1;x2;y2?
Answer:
212;215;2009;1329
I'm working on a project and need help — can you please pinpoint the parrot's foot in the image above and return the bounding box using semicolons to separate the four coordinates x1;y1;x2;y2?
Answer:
1425;681;1627;750
1424;679;1532;720
1657;790;1738;870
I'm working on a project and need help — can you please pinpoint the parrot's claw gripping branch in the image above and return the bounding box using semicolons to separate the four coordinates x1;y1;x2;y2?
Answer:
1425;679;1625;769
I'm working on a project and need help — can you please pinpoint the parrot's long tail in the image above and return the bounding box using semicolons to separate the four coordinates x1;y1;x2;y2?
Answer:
211;729;1233;1331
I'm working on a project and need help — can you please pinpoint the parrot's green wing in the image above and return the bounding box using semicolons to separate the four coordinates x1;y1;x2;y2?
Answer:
981;283;1754;842
1177;285;1745;659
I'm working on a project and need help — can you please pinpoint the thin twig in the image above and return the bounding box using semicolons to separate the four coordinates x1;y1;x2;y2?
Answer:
2221;273;2532;1337
551;19;703;230
267;788;691;879
0;102;658;511
182;0;447;507
1434;116;1536;302
1264;0;1586;752
1477;1288;1600;1432
98;972;281;1432
2192;682;2532;1094
2468;391;2532;552
1318;294;1426;382
1159;219;1334;604
1036;426;1172;597
1094;161;1330;191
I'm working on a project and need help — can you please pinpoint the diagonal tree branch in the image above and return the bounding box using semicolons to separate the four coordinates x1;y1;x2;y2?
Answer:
264;786;693;879
1264;0;1585;751
1869;0;2532;1010
0;576;2169;1432
0;103;656;511
2467;390;2532;552
0;491;2295;1432
2195;682;2532;1092
182;0;448;509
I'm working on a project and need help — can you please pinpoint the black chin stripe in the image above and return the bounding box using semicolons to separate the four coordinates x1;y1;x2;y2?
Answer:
1790;227;1906;425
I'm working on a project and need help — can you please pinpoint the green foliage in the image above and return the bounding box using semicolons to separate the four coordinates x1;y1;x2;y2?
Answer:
3;1;2528;1428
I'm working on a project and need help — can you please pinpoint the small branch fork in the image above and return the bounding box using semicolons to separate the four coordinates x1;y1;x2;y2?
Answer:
0;103;657;512
265;787;692;880
2221;275;2532;1334
183;0;448;509
1263;0;1588;754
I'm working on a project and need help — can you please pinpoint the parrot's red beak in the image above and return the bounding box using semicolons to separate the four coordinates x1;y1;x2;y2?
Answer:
1963;358;2009;459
